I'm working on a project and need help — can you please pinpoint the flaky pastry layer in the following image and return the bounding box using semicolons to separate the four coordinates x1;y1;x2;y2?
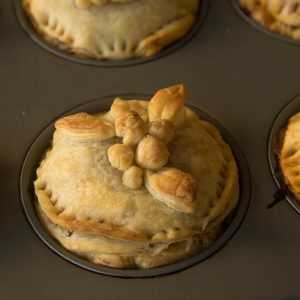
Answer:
39;206;221;269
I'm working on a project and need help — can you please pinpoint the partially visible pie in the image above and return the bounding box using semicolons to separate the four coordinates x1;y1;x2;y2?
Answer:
34;84;239;269
240;0;300;41
280;113;300;200
22;0;200;60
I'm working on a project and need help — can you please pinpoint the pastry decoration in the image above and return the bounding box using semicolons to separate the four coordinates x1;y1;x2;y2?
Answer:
148;84;187;127
55;112;115;140
115;111;147;145
145;168;196;214
122;166;144;190
148;120;175;144
107;144;134;171
135;135;170;170
107;84;195;212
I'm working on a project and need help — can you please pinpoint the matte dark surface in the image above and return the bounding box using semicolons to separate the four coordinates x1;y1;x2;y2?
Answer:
20;96;251;278
1;0;300;299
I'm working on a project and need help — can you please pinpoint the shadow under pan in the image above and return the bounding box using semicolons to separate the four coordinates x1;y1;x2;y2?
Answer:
19;94;251;278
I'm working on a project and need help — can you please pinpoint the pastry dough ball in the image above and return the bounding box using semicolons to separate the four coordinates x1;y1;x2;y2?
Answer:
149;120;175;144
115;111;147;145
122;166;144;189
107;144;134;171
136;135;169;170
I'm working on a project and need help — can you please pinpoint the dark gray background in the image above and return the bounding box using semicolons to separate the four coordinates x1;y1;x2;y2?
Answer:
1;0;299;299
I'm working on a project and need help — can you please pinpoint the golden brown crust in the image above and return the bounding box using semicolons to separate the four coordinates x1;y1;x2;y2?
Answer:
35;100;239;244
136;14;196;58
136;135;170;170
107;144;134;171
149;120;175;144
198;120;239;229
35;186;147;241
35;99;239;243
55;113;115;140
109;99;149;122
148;84;188;127
38;206;216;269
115;111;147;145
280;113;300;200
145;168;196;214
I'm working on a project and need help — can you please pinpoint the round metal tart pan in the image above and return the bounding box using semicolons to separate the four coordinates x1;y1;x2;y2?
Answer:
268;94;300;214
232;0;300;47
14;0;209;67
19;94;251;278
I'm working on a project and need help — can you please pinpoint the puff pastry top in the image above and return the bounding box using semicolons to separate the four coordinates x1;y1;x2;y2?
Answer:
55;112;115;140
34;85;239;245
23;0;200;59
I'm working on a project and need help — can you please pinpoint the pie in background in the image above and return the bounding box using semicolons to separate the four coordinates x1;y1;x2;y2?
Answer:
240;0;300;41
280;113;300;200
22;0;200;60
34;84;239;269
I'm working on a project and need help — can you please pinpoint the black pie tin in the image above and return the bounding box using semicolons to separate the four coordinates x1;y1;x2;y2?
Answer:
15;0;209;67
268;94;300;214
19;94;251;278
232;0;300;47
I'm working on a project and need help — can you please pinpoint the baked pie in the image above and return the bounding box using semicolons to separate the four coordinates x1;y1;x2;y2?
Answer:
280;113;300;200
22;0;200;60
34;84;239;269
240;0;300;41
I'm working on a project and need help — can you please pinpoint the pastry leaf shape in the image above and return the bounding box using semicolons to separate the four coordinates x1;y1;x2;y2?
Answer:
145;168;196;214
